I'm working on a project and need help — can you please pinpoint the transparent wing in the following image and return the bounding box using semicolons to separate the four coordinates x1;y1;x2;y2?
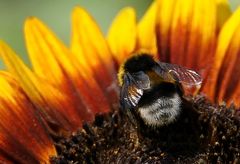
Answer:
120;71;150;110
153;62;202;86
130;71;150;89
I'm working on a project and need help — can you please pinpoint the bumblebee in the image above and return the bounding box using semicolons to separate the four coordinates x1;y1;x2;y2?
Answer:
118;54;202;128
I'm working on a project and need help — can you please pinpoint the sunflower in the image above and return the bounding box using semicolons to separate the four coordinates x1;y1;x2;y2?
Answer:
0;0;239;163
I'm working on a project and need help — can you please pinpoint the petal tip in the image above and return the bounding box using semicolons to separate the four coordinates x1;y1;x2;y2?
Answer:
25;16;38;23
72;6;88;16
119;6;136;16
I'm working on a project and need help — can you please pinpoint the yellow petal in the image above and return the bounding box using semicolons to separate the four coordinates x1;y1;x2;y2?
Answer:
208;7;240;106
216;0;232;30
71;7;118;105
137;0;158;57
156;0;217;73
71;7;115;74
0;71;56;163
24;17;76;82
0;40;43;103
25;18;112;120
107;7;137;64
0;41;94;131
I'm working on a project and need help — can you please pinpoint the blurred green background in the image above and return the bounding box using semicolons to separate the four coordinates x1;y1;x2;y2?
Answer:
0;0;239;68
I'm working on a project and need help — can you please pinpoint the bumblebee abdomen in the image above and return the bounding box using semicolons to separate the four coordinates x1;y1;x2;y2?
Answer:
138;93;181;127
137;83;182;127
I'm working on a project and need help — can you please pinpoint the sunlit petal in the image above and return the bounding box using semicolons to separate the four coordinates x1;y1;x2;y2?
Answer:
216;0;232;30
25;18;112;118
137;0;158;57
156;0;217;75
156;0;176;62
107;7;137;65
71;7;118;105
0;41;94;131
0;71;56;163
206;7;240;106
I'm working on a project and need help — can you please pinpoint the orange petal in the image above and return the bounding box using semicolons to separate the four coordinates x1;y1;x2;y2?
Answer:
156;0;217;74
137;0;158;57
0;71;56;163
71;7;118;106
0;41;94;131
107;7;137;65
208;7;240;106
25;18;112;120
156;0;176;62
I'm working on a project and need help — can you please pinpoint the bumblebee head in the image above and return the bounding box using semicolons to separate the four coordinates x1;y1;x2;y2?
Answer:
118;54;157;86
123;54;156;73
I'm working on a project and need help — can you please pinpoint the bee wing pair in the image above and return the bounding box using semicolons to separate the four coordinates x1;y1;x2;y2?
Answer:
120;62;202;110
